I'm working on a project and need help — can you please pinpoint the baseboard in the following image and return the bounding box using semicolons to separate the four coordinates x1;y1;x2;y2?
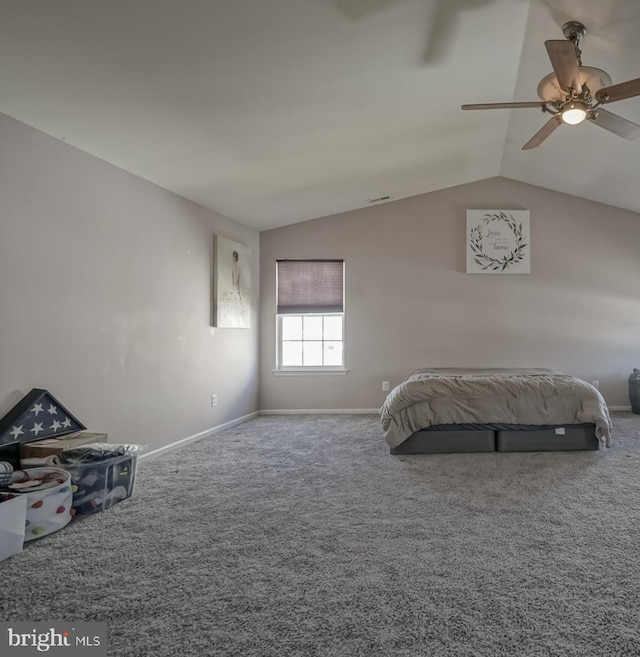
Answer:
141;411;259;460
261;407;633;416
259;409;379;415
142;405;630;459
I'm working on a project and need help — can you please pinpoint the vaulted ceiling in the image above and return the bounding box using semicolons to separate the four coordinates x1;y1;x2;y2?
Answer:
1;0;639;231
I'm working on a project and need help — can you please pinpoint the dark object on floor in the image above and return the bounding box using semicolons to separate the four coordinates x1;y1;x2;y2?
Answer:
390;429;495;454
390;423;600;454
629;368;640;415
496;424;599;452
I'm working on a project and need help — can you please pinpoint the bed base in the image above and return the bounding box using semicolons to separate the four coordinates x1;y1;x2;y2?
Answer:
390;430;495;454
390;424;599;455
496;425;599;452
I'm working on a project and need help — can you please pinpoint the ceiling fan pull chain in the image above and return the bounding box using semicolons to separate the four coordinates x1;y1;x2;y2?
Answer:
575;44;583;67
563;20;586;66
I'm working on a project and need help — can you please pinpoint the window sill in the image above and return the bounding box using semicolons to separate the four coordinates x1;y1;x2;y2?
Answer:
272;368;349;376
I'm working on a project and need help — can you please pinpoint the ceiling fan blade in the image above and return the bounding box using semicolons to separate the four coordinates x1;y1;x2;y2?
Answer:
521;116;562;150
595;77;640;103
544;40;581;92
590;108;640;140
462;101;547;110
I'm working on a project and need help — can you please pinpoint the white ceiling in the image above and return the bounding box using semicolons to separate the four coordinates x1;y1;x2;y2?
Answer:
1;0;639;231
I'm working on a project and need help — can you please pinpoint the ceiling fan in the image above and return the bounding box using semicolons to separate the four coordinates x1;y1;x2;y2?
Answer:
462;21;640;149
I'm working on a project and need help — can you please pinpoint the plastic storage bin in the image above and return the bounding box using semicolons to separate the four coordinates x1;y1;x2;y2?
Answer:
61;454;138;515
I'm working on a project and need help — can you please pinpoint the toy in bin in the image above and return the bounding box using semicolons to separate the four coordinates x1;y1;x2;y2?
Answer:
59;444;142;515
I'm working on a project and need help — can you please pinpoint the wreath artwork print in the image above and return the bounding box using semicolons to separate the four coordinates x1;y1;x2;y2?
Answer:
466;210;530;274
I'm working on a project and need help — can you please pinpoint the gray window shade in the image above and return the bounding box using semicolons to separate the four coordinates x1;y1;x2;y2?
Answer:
277;260;344;314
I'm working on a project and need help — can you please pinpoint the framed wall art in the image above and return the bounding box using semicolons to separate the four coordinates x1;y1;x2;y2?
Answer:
0;388;86;446
213;236;251;328
466;209;530;274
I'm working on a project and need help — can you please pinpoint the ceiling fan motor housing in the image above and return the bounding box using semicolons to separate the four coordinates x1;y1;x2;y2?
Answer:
537;67;612;103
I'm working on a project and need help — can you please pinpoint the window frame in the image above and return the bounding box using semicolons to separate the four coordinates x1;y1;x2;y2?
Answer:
275;311;346;372
274;260;347;374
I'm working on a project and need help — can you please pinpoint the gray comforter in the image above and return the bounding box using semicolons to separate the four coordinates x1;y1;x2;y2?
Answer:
380;368;612;448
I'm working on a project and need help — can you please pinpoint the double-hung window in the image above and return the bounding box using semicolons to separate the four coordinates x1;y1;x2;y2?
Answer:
276;260;345;371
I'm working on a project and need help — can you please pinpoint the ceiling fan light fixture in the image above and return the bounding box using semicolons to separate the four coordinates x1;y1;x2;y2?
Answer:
561;100;588;124
463;19;640;148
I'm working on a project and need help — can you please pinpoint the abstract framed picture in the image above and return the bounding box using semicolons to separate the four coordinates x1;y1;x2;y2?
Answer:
213;236;251;328
466;209;530;274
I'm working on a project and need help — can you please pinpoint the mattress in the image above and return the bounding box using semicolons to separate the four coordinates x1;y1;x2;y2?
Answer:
380;368;612;450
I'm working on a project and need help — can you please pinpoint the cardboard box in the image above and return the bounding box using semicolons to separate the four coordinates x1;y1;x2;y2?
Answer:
20;431;108;458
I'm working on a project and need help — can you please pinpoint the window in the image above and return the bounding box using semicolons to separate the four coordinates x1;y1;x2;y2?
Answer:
276;260;345;371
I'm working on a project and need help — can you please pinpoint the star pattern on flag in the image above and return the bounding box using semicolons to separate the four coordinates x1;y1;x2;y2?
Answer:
0;389;85;446
30;422;44;436
9;425;24;439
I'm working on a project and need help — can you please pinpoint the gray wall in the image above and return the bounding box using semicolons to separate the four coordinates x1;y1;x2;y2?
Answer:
0;113;259;452
259;176;640;410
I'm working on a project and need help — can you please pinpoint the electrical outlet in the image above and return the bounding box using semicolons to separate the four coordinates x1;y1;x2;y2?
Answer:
382;381;390;392
210;394;218;407
591;380;599;390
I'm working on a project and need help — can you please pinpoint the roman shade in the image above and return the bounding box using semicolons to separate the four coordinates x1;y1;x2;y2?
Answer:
276;260;344;314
